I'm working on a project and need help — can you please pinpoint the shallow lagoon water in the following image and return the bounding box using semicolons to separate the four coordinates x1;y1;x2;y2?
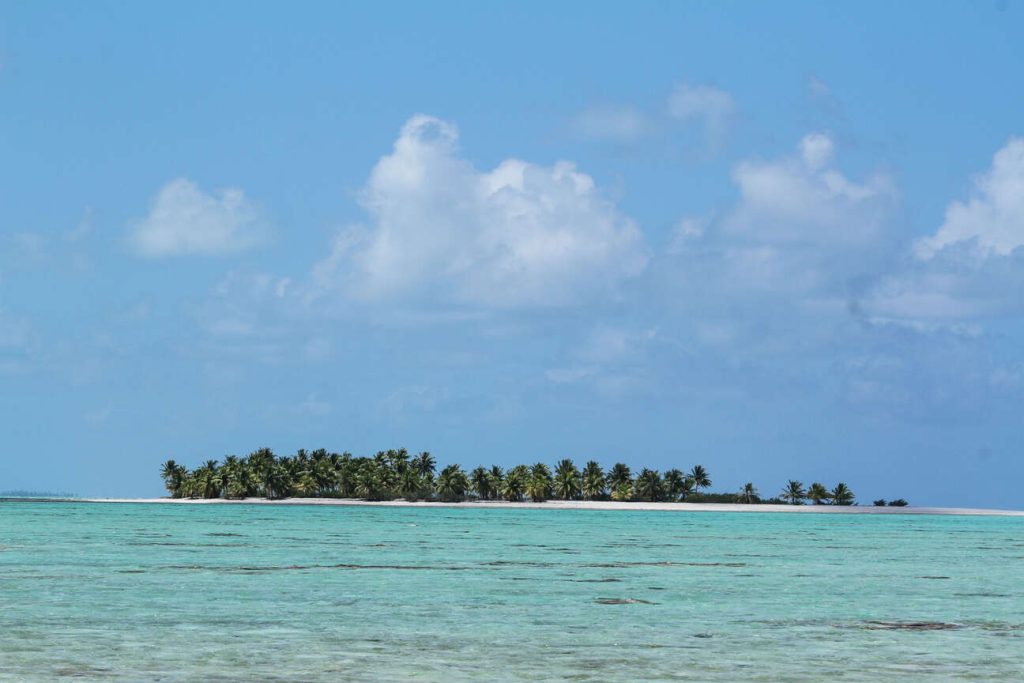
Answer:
1;501;1022;681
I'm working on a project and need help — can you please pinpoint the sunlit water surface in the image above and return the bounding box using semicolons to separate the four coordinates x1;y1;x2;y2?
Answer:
1;501;1022;681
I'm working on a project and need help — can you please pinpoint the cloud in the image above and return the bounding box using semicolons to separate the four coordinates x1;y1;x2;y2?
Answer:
807;75;845;120
130;178;268;257
571;82;735;149
866;138;1024;321
667;83;735;144
312;115;648;308
545;325;658;398
294;393;332;417
673;132;898;299
725;132;893;247
572;105;650;143
914;138;1024;259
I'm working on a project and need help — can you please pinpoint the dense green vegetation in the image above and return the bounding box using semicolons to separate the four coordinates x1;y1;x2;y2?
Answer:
160;448;880;505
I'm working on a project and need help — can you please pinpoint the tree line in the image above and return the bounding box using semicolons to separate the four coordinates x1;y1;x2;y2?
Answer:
160;448;883;505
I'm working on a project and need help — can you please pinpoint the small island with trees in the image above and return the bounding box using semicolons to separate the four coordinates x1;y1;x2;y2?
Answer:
159;447;907;507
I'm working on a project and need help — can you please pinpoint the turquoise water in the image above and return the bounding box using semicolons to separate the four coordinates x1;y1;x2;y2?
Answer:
1;502;1022;681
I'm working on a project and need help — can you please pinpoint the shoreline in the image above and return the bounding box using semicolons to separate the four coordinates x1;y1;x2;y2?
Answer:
10;497;1023;516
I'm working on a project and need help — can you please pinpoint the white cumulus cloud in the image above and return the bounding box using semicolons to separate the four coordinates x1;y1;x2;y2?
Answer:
313;115;648;308
866;138;1024;322
692;132;898;298
914;138;1024;259
725;132;894;248
131;178;268;257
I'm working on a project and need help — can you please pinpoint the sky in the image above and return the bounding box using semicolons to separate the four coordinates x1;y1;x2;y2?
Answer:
1;1;1023;506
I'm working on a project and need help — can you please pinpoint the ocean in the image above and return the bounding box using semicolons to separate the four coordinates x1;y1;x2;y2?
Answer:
1;501;1022;681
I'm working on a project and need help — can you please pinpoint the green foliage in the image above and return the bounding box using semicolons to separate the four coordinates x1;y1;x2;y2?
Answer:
807;482;831;505
158;452;875;510
736;482;759;504
606;463;632;492
781;480;806;505
831;482;855;506
581;461;606;500
553;459;581;501
689;465;711;490
634;468;664;502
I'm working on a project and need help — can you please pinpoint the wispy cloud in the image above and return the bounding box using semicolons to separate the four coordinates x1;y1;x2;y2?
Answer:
667;83;735;146
130;178;269;257
572;105;651;143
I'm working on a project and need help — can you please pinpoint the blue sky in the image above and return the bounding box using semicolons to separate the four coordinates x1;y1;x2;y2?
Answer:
2;1;1023;506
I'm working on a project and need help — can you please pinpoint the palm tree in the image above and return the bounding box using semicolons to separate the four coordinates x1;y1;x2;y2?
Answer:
607;463;632;492
689;465;711;492
470;467;491;500
527;463;553;502
161;447;811;509
293;470;317;497
831;482;855;506
663;469;686;501
502;466;528;501
553;459;581;500
414;451;436;478
436;464;469;502
737;482;758;504
807;482;831;505
335;456;357;497
400;469;425;501
246;448;276;497
581;461;606;500
488;466;504;500
160;460;185;498
634;468;663;502
195;460;222;499
387;448;410;474
265;463;291;499
781;480;806;505
610;481;634;502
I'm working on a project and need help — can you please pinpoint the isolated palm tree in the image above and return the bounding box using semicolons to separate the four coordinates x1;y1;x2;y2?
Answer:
737;482;758;504
689;465;711;491
807;482;831;505
831;482;855;506
781;480;806;505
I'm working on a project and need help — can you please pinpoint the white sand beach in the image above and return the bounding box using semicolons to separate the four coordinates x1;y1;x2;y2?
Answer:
69;497;1024;516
